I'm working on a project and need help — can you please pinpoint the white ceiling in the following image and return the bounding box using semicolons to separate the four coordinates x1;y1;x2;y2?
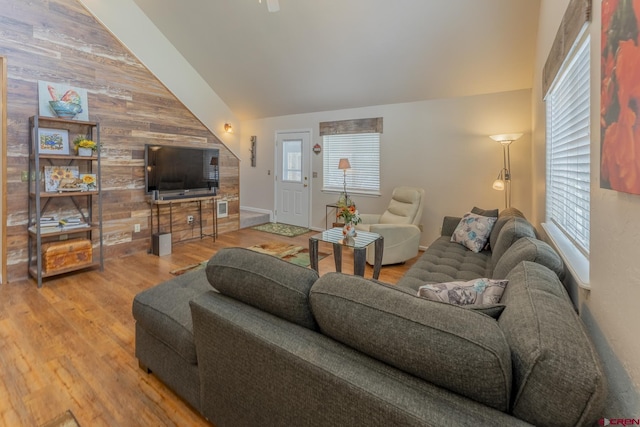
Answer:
131;0;541;121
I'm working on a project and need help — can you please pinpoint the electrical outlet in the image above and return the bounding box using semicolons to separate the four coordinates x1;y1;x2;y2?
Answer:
187;215;194;224
134;223;140;233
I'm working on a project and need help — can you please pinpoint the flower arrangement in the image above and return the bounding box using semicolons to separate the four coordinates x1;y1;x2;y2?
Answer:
336;200;361;225
73;135;98;152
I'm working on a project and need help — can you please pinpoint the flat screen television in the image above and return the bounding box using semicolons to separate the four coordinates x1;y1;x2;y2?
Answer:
145;144;219;198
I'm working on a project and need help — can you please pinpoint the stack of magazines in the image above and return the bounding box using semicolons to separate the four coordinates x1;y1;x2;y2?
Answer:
59;217;90;230
29;216;90;234
37;216;61;234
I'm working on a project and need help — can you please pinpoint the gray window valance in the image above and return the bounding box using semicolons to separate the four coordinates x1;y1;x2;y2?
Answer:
319;117;383;136
542;0;592;97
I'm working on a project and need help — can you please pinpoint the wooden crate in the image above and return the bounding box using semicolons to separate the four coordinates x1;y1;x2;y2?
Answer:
42;239;92;273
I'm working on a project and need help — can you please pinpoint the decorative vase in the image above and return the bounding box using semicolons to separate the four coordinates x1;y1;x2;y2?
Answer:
342;222;357;239
78;147;93;157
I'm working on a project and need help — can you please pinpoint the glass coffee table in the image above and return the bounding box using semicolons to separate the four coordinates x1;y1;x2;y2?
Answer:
309;228;384;279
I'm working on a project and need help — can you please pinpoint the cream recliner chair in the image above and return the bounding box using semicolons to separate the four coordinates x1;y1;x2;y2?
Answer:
355;187;425;265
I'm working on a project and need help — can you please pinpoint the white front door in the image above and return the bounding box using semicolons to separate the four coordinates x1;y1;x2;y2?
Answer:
275;130;311;228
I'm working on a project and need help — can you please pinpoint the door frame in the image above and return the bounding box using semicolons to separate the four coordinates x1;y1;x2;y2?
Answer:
273;129;313;227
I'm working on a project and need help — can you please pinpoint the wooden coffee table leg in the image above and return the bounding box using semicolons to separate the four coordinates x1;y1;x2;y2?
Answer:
353;247;366;276
373;236;384;279
309;238;319;273
332;243;342;273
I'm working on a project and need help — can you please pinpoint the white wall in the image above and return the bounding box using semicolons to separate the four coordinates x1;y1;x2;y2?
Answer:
240;90;532;247
534;0;640;413
78;0;241;157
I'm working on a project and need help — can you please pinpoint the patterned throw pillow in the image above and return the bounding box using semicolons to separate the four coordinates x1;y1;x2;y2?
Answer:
417;278;508;306
451;212;497;253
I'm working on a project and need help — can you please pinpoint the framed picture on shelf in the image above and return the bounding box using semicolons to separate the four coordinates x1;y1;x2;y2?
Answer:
79;173;97;191
44;166;79;192
38;128;70;155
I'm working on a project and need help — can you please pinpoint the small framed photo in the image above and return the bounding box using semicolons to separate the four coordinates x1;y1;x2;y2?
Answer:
38;128;70;155
79;173;97;191
44;166;79;192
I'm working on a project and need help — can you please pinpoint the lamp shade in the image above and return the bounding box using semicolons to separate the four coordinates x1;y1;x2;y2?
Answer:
338;158;351;170
492;179;505;191
489;133;523;145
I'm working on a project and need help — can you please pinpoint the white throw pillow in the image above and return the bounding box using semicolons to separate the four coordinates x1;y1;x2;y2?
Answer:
451;212;497;253
418;278;508;306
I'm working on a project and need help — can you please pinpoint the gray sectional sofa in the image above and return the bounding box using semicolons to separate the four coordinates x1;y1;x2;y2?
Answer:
133;207;607;426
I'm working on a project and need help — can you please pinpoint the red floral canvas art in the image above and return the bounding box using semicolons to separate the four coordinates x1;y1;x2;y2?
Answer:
601;0;640;194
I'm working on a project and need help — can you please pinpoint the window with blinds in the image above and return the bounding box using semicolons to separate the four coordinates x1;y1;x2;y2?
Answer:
545;34;590;255
322;133;380;195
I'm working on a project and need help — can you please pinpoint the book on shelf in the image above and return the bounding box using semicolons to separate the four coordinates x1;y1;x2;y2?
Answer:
60;222;90;230
59;217;83;225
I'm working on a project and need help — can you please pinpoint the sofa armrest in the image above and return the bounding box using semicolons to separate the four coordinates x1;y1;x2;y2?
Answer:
442;216;462;236
190;291;527;427
358;213;382;224
367;223;421;246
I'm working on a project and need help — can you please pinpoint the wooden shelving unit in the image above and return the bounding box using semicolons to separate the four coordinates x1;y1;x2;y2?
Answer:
27;115;104;287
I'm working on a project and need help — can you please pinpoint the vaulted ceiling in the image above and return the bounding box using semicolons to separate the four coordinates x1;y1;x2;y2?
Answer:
131;0;541;121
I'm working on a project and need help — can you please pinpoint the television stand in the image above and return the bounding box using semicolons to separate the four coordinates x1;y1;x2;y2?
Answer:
158;192;213;201
148;195;218;254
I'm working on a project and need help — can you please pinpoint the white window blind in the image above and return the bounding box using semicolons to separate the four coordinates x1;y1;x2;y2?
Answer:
322;133;380;195
545;35;590;255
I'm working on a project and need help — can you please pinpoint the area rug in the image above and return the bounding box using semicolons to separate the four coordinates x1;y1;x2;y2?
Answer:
247;241;328;267
251;222;311;237
41;410;80;427
170;242;329;275
170;260;208;276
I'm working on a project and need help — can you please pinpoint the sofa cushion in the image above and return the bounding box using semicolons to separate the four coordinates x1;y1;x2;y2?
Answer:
132;268;212;365
498;261;607;426
471;206;499;218
469;304;506;319
310;273;512;412
451;212;497;253
492;237;565;280
490;217;537;270
206;247;319;330
489;207;527;251
417;278;508;306
397;236;492;290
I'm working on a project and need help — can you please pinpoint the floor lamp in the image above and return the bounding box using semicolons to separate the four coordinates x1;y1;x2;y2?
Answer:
490;133;522;209
338;158;351;204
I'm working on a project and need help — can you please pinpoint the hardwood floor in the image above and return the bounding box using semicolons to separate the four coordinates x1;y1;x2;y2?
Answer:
0;228;416;426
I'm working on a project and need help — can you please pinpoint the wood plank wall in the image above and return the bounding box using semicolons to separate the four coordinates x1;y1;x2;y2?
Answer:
0;0;240;282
